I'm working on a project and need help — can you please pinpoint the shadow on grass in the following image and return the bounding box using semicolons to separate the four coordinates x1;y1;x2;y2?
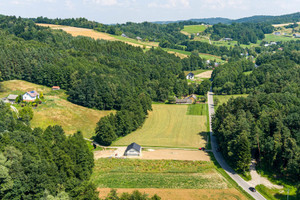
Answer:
198;131;211;149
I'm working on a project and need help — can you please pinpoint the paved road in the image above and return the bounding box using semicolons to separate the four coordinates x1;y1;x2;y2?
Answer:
207;91;266;200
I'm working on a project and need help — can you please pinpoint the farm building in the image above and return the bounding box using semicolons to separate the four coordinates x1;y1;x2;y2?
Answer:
136;36;142;40
274;32;281;35
186;72;194;80
52;86;60;90
124;142;142;156
5;94;19;104
176;98;193;104
294;34;300;38
23;91;39;102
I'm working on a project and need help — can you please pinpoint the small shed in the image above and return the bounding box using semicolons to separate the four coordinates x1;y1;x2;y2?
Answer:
52;86;60;90
186;72;194;80
124;142;142;156
7;94;18;103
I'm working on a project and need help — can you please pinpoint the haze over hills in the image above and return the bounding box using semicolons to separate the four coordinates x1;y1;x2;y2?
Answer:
153;12;300;25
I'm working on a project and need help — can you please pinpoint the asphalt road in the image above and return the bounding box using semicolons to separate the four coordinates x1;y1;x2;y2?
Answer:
207;91;266;200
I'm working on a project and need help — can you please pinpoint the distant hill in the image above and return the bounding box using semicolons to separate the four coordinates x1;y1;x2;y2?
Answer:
154;17;231;25
153;12;300;25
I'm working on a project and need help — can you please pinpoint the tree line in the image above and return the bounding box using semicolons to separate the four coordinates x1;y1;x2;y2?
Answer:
0;102;98;199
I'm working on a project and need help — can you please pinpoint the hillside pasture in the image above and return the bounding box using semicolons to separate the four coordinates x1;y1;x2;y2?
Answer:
263;34;299;42
0;80;113;138
112;104;207;148
182;25;207;34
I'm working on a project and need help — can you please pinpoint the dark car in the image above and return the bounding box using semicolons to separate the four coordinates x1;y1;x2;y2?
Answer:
249;187;256;192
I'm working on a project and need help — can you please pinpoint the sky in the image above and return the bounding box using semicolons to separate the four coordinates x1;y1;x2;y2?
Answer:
0;0;299;24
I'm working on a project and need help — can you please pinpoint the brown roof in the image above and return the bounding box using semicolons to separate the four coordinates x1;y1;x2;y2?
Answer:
52;86;60;89
26;91;39;98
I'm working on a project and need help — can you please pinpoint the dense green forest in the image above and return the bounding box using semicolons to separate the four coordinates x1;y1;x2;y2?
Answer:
0;102;98;199
212;49;300;184
205;23;274;44
212;42;300;95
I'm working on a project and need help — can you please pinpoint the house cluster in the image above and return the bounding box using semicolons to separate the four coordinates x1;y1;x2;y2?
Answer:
264;41;277;47
176;94;197;104
1;86;60;104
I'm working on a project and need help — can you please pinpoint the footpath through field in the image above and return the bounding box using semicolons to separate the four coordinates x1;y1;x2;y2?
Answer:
207;90;266;200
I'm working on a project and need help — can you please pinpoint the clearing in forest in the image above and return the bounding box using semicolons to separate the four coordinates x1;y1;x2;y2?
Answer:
112;104;207;148
195;70;213;79
181;25;207;35
0;80;113;138
214;94;248;110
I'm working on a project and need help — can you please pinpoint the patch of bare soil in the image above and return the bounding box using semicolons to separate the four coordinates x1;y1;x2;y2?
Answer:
141;149;210;161
195;70;213;79
247;160;283;189
98;188;247;200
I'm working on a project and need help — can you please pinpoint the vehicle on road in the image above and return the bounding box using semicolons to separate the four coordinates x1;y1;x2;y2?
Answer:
249;187;256;192
198;147;205;151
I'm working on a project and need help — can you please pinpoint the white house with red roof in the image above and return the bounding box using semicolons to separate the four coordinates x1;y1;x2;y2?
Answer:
22;91;39;101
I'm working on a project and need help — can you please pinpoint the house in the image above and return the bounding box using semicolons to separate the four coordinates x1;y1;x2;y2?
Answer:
270;42;277;45
294;34;300;38
176;98;193;104
7;94;18;104
52;86;60;90
274;32;281;36
124;143;142;156
223;38;232;41
23;91;39;102
121;33;128;38
136;36;142;40
186;72;194;80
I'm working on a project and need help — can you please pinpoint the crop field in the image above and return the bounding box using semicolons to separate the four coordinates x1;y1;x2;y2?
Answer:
93;159;247;200
113;104;207;148
182;25;207;34
0;80;113;138
187;104;208;115
98;188;247;200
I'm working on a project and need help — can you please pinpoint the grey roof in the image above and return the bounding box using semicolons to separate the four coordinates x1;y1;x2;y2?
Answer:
7;94;18;100
125;142;141;152
187;72;194;76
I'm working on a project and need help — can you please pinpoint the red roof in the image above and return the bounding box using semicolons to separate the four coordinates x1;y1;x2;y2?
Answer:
52;86;60;89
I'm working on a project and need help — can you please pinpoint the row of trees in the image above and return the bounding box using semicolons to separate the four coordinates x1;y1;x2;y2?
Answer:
0;102;98;199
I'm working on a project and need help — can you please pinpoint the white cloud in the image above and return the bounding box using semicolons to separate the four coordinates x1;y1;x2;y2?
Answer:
148;0;190;9
84;0;119;6
202;0;247;10
65;0;75;10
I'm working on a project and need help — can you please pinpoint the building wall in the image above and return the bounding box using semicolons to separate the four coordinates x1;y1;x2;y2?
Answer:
23;93;37;101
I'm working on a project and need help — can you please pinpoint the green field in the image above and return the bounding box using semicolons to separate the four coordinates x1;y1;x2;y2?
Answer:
256;185;297;200
187;104;208;115
112;104;207;148
92;159;228;189
263;34;300;42
214;94;248;110
182;25;207;34
0;80;113;138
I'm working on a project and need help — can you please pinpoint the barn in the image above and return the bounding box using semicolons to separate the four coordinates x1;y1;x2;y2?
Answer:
124;142;142;156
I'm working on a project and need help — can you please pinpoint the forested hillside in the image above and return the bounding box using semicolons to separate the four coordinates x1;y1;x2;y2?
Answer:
205;23;274;44
0;102;98;199
212;48;300;183
0;15;208;145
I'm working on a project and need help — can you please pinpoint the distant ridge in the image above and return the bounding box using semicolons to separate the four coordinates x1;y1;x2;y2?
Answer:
153;12;300;25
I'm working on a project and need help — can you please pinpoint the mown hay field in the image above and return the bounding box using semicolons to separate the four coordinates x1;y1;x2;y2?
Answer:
0;80;113;138
112;104;207;148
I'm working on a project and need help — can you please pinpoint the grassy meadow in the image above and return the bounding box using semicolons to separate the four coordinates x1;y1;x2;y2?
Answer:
214;94;248;110
112;104;207;148
182;25;207;34
0;80;113;138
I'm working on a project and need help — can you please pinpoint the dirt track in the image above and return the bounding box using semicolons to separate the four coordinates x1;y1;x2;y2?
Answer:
142;149;210;161
94;148;210;161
